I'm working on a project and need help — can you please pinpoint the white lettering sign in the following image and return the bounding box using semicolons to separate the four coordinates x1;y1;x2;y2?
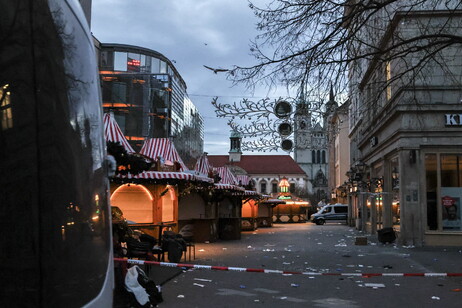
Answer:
445;114;462;126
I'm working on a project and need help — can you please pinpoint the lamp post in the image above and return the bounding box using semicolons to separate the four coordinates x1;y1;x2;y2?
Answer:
354;161;367;232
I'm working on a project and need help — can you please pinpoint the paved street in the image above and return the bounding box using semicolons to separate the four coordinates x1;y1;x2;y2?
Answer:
154;223;462;308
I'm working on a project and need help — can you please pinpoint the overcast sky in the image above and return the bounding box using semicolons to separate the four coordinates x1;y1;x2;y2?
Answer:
91;0;289;155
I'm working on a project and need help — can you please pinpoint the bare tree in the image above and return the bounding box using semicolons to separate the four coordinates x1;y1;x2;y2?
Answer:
210;0;462;152
226;0;462;98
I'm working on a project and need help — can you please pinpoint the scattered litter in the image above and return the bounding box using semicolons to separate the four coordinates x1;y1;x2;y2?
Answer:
177;295;185;298
282;274;293;276
282;262;291;265
358;265;364;268
240;285;246;289
204;241;209;244
365;283;385;289
370;243;377;246
280;297;287;300
335;243;347;247
357;254;365;257
194;278;212;282
395;284;400;287
263;249;275;252
403;245;415;249
291;283;299;287
254;299;260;302
317;243;323;245
431;296;440;300
193;283;205;288
247;246;253;249
309;277;315;279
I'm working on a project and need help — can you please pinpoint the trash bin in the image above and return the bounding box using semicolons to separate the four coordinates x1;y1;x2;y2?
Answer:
377;227;396;243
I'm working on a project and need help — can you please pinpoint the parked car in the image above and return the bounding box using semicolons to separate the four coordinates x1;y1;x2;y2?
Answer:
310;203;349;225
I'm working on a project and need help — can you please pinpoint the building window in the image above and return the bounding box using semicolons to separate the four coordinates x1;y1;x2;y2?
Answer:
386;61;391;101
312;150;316;163
1;84;13;130
426;153;462;231
260;181;267;194
317;150;321;164
272;182;278;193
322;150;326;164
290;183;295;193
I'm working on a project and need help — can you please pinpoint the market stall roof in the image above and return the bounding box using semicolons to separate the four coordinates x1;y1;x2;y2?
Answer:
208;155;306;175
214;166;244;191
115;170;213;183
236;175;251;186
140;138;188;171
194;152;213;176
260;198;286;205
103;112;135;153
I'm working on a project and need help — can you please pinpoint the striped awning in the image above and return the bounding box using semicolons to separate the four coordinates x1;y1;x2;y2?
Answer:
140;138;188;171
103;113;135;153
116;171;212;182
194;153;213;176
214;183;245;191
243;190;261;196
235;175;251;186
215;166;239;185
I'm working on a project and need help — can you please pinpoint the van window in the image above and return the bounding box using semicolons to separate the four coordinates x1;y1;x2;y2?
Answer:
321;207;331;214
335;206;348;213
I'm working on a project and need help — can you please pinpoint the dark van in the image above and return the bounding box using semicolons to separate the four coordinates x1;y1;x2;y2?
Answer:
310;204;349;225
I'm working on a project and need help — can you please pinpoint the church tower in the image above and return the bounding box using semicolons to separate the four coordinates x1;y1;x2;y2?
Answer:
229;130;242;163
293;85;331;202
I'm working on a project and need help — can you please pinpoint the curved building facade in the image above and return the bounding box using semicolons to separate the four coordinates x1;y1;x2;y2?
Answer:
98;43;204;164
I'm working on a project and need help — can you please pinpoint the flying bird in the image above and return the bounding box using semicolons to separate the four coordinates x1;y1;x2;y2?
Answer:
203;65;229;74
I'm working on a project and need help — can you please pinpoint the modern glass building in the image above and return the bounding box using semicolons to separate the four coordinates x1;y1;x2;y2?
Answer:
98;43;204;164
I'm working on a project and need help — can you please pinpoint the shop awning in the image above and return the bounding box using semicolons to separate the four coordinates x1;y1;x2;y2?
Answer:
214;183;245;191
260;198;286;205
103;112;135;153
140;138;188;171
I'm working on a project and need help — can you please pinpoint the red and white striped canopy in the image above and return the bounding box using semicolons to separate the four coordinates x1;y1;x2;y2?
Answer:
140;138;188;171
215;166;239;185
117;171;194;180
116;171;214;183
235;175;251;186
103;113;135;153
194;153;213;176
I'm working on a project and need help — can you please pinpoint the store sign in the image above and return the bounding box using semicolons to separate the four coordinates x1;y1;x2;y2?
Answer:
445;114;462;126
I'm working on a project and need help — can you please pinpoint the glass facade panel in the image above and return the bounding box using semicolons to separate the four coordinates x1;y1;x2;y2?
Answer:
160;60;167;73
114;52;127;71
151;57;160;73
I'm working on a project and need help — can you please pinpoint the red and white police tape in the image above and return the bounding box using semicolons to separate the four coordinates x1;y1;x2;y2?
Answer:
114;258;462;277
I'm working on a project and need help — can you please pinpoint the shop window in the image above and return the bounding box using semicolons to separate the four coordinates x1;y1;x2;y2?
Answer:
441;155;462;231
426;154;438;230
426;154;462;231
